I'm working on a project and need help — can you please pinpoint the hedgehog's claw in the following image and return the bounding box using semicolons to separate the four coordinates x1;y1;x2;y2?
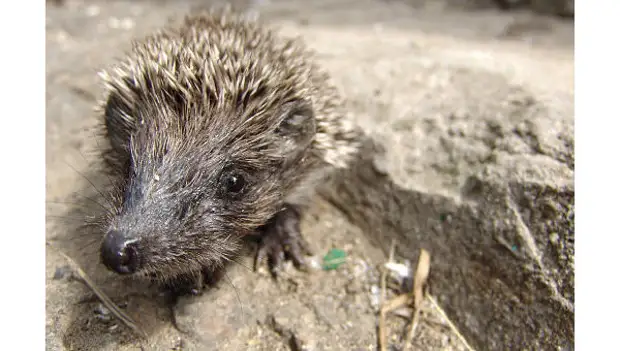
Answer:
254;205;313;277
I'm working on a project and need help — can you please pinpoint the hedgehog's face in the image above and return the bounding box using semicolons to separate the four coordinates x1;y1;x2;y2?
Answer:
99;96;317;281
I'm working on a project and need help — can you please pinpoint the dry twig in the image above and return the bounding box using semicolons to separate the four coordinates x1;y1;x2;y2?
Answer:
404;249;431;350
427;295;476;351
46;242;148;339
378;248;435;351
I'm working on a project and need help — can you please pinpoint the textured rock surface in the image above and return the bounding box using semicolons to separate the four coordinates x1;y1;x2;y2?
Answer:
46;0;573;350
319;16;573;349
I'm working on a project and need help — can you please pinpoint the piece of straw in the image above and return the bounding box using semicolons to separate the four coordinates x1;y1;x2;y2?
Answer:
46;242;148;339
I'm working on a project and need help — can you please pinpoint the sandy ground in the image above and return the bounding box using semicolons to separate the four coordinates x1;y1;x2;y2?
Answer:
46;0;573;350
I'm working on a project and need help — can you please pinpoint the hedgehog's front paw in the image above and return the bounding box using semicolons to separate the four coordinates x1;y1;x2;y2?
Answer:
162;267;223;302
254;205;313;277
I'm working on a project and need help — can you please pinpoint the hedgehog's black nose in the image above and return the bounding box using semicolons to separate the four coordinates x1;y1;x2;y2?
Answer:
100;230;140;275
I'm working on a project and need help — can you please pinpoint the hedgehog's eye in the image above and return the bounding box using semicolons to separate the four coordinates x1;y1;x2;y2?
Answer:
223;172;246;194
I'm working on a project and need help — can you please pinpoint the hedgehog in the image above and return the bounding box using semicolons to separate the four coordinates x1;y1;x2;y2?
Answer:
95;8;362;295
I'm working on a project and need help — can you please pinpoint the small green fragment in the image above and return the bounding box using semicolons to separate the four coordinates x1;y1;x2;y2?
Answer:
439;213;447;222
322;248;347;270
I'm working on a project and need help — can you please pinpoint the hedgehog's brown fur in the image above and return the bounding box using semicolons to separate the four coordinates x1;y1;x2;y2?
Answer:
96;8;361;283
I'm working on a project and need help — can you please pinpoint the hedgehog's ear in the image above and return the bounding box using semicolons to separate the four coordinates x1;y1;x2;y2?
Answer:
275;100;316;156
103;91;137;153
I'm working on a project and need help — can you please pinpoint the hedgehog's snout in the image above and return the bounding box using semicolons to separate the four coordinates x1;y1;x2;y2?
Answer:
100;230;141;275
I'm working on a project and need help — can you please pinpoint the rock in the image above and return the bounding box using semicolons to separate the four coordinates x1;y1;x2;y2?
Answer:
321;46;574;349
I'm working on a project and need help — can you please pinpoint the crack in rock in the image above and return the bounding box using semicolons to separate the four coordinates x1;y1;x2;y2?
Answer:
321;136;574;350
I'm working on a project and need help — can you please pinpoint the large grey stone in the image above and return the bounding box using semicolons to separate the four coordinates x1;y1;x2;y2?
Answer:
322;47;574;349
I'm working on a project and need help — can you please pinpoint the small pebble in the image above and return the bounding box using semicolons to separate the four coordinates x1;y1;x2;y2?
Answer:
307;255;322;271
369;285;381;309
549;232;560;244
52;265;71;280
384;261;410;280
94;303;111;321
94;303;110;316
